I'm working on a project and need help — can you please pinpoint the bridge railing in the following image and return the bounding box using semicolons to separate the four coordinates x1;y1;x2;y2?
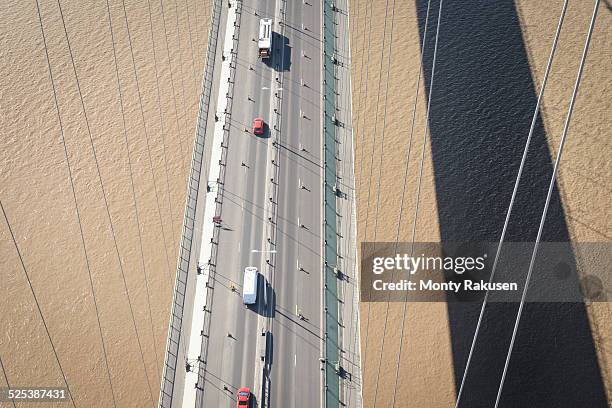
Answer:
158;0;223;406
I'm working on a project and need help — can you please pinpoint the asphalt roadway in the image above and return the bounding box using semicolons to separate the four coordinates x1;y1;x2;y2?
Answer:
199;0;326;406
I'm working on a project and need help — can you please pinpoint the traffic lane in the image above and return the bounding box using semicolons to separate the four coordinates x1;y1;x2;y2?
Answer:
278;48;324;408
201;125;269;403
199;0;278;404
236;0;276;137
234;122;268;374
216;0;278;398
200;108;266;407
286;0;324;345
292;6;326;408
203;129;270;405
201;157;263;408
267;7;300;408
291;106;325;408
200;13;272;406
269;145;300;408
268;1;325;407
284;0;323;277
216;57;273;408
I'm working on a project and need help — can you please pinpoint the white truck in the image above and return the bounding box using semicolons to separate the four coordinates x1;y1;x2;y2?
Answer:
242;267;258;305
258;18;273;58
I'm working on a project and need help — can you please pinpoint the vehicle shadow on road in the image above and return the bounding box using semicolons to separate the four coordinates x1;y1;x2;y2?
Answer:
261;32;291;72
250;277;276;318
415;0;607;406
261;122;272;139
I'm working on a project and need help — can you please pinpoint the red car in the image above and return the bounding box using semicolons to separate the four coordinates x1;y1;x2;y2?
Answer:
236;387;251;406
252;118;265;135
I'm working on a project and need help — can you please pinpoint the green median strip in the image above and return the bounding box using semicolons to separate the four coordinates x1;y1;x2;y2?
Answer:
323;0;340;406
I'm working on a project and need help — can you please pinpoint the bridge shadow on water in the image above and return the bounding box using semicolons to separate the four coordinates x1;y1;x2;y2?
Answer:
415;0;607;406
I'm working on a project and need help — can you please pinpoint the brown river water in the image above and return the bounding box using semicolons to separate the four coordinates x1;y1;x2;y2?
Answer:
1;0;209;406
349;0;610;407
1;0;610;407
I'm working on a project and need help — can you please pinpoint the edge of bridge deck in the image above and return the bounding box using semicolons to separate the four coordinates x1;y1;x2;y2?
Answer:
158;0;224;406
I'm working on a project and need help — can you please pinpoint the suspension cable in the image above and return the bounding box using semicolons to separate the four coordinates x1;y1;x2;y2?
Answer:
159;0;188;181
370;0;398;404
120;0;177;292
389;1;444;406
362;0;391;242
1;201;77;408
33;2;116;405
388;0;433;405
106;0;163;383
146;0;180;284
189;0;203;56
181;0;200;89
173;0;198;107
494;1;600;406
144;0;190;369
344;2;364;405
362;0;391;392
55;0;157;403
168;0;192;175
356;0;377;364
372;0;397;249
356;0;375;197
453;1;569;406
1;356;17;408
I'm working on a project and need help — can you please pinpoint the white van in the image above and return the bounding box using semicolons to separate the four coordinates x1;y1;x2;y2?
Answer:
242;267;258;305
258;18;272;58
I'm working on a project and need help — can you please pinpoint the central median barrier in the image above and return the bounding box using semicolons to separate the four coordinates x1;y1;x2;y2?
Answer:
323;0;341;407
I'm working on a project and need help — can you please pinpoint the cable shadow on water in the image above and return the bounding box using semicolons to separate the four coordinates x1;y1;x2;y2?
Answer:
414;0;607;407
